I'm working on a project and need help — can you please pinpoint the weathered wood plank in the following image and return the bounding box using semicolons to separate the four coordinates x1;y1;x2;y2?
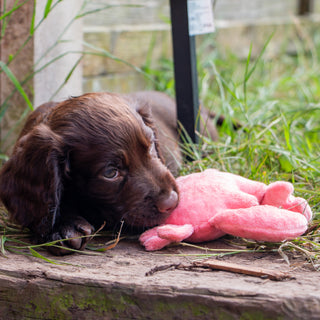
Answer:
0;240;319;319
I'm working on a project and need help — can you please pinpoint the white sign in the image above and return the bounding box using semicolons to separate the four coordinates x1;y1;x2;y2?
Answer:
187;0;215;36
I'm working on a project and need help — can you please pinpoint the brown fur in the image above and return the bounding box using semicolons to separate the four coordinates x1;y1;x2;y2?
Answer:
0;92;184;255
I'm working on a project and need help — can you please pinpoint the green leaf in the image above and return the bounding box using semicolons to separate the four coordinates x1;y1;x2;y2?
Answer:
29;0;36;35
0;235;7;256
0;61;34;110
244;32;274;83
49;56;83;100
29;247;60;264
279;154;294;173
0;0;28;21
44;0;53;19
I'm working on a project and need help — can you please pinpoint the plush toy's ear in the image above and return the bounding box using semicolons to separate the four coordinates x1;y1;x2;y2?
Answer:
262;181;313;221
262;181;294;206
0;123;66;240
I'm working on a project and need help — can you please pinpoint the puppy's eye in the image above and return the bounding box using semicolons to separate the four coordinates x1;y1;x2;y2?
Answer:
104;168;119;180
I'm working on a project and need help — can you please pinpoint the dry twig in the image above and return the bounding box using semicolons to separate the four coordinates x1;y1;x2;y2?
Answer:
146;259;294;281
193;259;294;281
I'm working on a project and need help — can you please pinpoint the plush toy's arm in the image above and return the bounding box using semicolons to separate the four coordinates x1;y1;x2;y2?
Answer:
210;205;308;242
139;224;194;251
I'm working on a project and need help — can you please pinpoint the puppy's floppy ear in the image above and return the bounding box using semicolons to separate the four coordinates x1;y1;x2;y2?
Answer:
135;101;165;159
124;93;155;128
0;123;65;240
134;100;154;127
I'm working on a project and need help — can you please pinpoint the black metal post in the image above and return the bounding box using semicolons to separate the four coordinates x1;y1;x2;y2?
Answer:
298;0;313;15
169;0;199;144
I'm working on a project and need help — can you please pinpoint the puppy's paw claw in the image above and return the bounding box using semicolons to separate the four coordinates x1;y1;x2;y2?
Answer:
47;216;95;255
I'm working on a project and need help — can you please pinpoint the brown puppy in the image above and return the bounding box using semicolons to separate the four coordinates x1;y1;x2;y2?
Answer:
0;92;187;255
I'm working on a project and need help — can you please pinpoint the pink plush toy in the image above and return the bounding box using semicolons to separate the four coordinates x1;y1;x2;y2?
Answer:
140;169;312;251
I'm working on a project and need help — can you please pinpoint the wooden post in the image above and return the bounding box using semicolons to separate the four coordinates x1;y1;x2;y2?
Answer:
0;0;34;153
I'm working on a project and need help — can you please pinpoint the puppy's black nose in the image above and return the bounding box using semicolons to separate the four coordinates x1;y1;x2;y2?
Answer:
157;190;179;213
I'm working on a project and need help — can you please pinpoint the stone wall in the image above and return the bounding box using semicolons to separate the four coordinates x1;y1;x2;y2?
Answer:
82;0;320;94
83;0;171;93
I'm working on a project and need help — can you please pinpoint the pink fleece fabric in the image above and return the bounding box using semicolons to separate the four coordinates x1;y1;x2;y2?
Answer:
140;169;312;251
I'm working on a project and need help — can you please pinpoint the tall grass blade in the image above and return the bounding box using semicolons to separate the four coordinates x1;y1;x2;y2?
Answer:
0;0;28;21
49;55;83;100
29;247;60;265
82;41;155;83
29;0;36;35
44;0;53;19
243;33;274;105
0;235;7;256
244;32;274;83
0;61;33;110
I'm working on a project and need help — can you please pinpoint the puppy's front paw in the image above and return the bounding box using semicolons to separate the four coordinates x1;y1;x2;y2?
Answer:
47;216;95;255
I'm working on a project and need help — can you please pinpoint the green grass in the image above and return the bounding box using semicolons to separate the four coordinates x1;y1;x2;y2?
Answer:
195;34;320;267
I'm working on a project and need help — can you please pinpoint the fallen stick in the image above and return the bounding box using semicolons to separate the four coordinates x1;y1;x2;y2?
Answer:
193;259;293;281
145;263;212;276
145;259;293;281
